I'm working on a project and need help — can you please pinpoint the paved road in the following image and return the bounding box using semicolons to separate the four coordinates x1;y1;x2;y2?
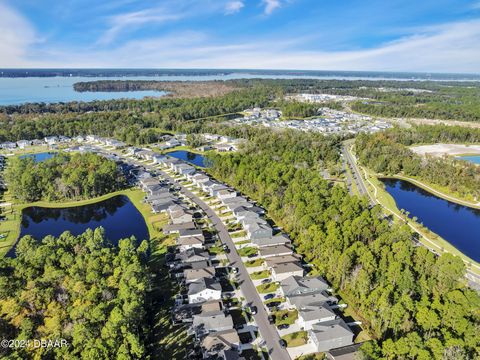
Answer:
158;169;291;360
114;153;291;360
340;144;480;288
342;145;374;205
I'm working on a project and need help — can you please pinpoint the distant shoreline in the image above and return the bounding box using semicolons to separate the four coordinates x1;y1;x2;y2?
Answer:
1;68;480;81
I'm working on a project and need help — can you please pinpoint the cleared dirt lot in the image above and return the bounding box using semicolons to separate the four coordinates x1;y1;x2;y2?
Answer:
410;143;480;157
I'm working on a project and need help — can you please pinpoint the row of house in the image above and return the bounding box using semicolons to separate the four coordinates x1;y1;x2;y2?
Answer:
151;148;358;358
279;275;355;353
154;171;244;360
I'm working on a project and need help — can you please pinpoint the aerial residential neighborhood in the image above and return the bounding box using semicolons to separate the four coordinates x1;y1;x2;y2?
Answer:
1;2;480;357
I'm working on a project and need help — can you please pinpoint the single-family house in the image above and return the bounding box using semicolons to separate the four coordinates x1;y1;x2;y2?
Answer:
176;248;209;263
252;233;291;248
163;222;197;234
326;343;362;360
297;302;337;330
16;140;31;149
176;235;205;251
280;275;330;298
201;329;240;358
270;261;304;282
188;278;222;304
184;267;216;284
216;189;237;201
258;244;294;258
309;319;354;352
192;310;234;337
44;136;58;145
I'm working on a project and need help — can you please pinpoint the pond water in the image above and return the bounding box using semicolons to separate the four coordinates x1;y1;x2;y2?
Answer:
381;178;480;262
19;152;57;162
9;195;148;256
167;150;210;167
457;155;480;165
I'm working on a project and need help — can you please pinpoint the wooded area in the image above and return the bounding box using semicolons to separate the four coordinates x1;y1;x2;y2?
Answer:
5;153;126;202
208;129;480;359
0;229;149;359
355;126;480;200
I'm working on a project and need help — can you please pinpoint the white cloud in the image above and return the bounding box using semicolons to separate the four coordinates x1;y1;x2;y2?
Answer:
225;1;244;14
98;8;184;45
0;3;37;67
262;0;281;14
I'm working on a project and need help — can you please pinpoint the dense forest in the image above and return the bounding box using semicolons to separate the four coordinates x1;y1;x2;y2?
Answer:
208;129;480;360
5;153;126;202
0;229;149;359
355;126;480;200
2;79;480;122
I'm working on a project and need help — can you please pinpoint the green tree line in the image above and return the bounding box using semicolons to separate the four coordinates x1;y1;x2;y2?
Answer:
5;153;127;202
207;128;480;359
355;126;480;200
0;228;149;359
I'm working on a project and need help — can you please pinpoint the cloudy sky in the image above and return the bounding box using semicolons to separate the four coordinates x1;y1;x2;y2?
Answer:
1;0;480;72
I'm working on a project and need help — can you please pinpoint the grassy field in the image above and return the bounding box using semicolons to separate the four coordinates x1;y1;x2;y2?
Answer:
282;331;309;347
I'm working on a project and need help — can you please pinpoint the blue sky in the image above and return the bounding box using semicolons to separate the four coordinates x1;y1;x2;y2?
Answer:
1;0;480;72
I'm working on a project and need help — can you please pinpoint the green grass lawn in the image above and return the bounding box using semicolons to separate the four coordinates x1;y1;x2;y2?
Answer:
264;297;285;305
282;331;309;348
256;282;279;294
274;309;298;326
238;246;258;257
208;246;225;255
231;230;247;238
250;270;270;280
245;259;265;267
234;240;251;245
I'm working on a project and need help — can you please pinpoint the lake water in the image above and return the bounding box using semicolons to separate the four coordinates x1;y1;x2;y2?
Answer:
1;70;479;106
458;155;480;165
19;152;57;162
381;178;480;262
10;195;148;257
167;150;209;167
0;77;166;105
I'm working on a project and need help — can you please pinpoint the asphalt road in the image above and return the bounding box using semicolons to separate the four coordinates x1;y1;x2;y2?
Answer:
114;152;291;360
342;145;375;206
158;169;291;360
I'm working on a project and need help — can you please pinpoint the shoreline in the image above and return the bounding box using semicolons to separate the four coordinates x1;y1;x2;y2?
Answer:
363;171;480;273
0;188;160;257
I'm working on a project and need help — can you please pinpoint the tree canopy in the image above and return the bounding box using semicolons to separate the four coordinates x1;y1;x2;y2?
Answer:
0;229;149;359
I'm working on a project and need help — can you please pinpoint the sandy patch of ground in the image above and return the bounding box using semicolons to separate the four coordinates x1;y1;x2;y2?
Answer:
410;144;480;157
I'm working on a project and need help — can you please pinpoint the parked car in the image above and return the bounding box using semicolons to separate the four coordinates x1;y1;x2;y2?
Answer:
268;315;275;324
279;339;287;348
247;253;257;258
266;301;280;308
249;306;258;315
261;278;271;284
264;293;275;300
278;324;289;330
